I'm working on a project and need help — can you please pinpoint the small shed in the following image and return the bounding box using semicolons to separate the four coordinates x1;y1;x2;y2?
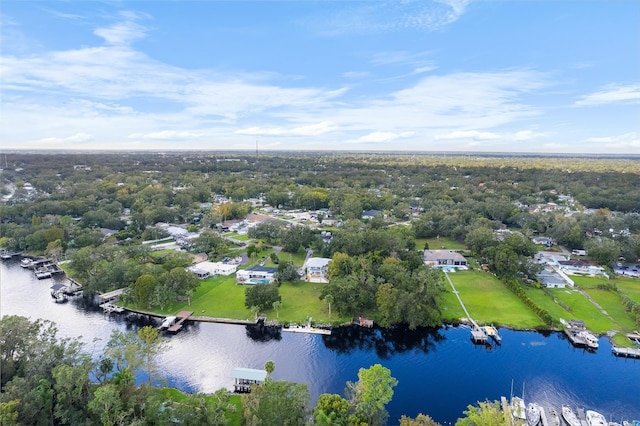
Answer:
232;367;268;393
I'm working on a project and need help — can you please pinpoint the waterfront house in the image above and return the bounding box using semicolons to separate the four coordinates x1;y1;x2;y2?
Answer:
536;268;573;288
189;261;238;277
304;257;331;283
236;266;278;285
558;259;606;277
423;250;468;269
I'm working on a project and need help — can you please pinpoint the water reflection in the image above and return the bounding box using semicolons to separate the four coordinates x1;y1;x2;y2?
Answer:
245;324;283;342
323;324;446;358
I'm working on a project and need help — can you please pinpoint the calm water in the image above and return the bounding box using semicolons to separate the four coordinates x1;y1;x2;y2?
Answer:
1;259;639;424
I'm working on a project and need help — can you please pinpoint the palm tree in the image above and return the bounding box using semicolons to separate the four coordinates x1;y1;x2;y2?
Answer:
324;294;334;318
250;305;260;321
264;360;275;378
272;301;282;319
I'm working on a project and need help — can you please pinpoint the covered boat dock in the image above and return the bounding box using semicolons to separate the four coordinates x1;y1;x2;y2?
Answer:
231;367;268;393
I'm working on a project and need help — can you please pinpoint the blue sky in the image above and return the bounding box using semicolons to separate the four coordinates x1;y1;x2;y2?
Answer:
1;1;639;153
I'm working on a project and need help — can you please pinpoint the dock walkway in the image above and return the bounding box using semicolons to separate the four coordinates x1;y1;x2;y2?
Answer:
612;346;640;359
167;311;194;333
443;271;489;344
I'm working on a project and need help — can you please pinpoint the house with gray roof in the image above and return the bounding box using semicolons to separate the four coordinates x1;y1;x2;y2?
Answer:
423;250;468;269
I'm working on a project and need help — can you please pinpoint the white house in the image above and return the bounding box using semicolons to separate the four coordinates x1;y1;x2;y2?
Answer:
304;257;331;283
189;261;238;277
236;266;278;285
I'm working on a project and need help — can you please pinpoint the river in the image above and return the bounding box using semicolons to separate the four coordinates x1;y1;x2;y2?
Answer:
1;259;639;424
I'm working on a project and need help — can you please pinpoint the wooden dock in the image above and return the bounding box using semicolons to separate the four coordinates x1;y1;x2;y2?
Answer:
99;302;125;314
167;311;194;333
612;346;640;359
0;250;21;259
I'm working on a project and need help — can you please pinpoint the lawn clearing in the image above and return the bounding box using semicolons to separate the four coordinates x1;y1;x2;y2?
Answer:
570;275;611;288
441;270;544;328
417;237;466;251
584;288;637;331
224;232;250;241
167;274;346;325
615;276;640;303
150;248;176;257
547;287;617;334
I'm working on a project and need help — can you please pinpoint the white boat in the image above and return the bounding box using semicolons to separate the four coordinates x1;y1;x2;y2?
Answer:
512;397;526;421
578;331;599;349
159;316;177;330
20;258;32;268
282;325;331;335
526;403;541;426
545;407;561;426
562;405;581;426
586;410;607;426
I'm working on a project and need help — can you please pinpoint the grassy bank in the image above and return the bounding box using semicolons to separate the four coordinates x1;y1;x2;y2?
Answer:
440;270;544;328
161;273;348;325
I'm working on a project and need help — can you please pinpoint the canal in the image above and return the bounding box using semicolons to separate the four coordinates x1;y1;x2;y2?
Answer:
1;259;639;424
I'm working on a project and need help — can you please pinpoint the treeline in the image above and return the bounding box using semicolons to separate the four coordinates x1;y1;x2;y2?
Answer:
2;153;640;261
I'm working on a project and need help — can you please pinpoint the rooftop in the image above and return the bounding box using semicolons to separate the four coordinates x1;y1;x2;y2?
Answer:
231;367;268;382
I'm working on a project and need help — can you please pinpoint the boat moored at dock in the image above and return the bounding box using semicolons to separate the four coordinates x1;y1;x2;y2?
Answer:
526;402;541;426
562;405;581;426
159;316;177;330
586;410;608;426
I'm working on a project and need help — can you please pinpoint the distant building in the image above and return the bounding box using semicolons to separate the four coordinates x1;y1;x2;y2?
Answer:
423;250;468;269
362;209;383;220
613;263;640;278
532;237;554;247
536;268;573;288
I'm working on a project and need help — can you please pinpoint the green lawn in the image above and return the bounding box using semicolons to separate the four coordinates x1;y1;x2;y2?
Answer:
440;270;544;328
544;287;617;334
567;275;639;333
164;273;347;325
417;237;466;251
224;232;251;241
150;249;176;257
615;276;640;303
570;275;610;288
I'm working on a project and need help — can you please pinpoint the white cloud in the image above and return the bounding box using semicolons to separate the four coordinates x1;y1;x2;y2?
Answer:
34;133;93;146
236;121;336;137
514;130;545;141
129;130;203;140
316;0;472;36
575;84;640;106
93;11;150;45
435;129;545;141
435;130;500;140
347;131;415;144
585;132;640;148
